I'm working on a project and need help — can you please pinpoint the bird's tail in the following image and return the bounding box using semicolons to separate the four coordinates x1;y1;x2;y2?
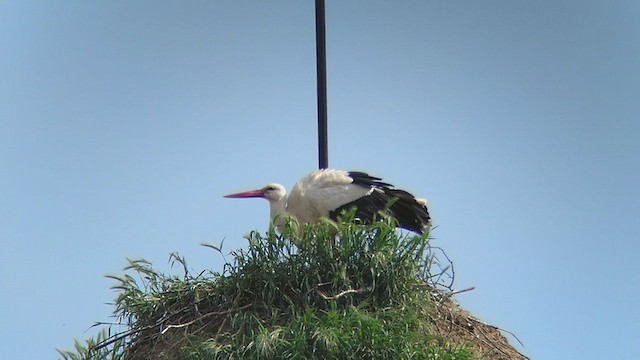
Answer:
385;189;431;234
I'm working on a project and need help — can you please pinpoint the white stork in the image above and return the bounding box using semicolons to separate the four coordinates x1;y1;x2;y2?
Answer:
224;169;431;234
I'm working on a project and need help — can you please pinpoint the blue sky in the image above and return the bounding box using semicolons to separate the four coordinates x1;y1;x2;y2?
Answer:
1;1;639;359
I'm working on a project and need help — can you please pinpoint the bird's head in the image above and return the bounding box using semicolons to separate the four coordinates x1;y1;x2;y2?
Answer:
224;183;286;203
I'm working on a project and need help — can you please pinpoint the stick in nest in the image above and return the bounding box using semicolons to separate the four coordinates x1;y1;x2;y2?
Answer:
316;287;372;300
161;303;253;334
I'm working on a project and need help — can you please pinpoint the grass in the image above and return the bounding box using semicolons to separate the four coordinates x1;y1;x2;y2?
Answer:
57;213;472;360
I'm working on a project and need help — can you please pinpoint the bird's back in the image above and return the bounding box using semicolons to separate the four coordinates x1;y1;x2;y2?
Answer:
287;169;371;224
288;169;431;234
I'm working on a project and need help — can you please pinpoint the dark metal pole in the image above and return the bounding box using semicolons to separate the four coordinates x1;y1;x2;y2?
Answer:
315;0;329;169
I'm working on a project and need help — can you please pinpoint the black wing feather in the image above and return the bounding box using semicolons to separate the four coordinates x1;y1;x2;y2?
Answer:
329;172;431;234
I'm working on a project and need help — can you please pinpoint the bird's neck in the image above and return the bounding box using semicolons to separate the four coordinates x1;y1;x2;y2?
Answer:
269;195;288;221
268;196;296;232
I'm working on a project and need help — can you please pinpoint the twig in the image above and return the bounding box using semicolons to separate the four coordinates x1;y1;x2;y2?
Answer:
161;303;252;334
467;317;525;348
90;303;252;353
448;286;476;297
215;316;228;336
316;287;371;300
428;245;455;289
90;324;154;352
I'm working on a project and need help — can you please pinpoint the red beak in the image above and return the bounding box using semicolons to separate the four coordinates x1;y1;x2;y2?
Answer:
224;189;265;198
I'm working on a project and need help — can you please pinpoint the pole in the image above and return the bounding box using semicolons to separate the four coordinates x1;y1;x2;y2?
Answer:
315;0;329;169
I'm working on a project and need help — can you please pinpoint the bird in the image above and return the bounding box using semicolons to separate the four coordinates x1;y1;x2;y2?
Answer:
224;169;431;234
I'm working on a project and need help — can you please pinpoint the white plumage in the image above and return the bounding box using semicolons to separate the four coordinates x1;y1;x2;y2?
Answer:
224;169;430;234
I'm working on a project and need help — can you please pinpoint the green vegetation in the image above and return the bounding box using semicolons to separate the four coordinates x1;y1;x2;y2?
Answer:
58;214;474;360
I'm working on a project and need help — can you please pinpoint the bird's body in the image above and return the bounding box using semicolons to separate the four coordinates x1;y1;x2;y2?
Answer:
225;169;431;234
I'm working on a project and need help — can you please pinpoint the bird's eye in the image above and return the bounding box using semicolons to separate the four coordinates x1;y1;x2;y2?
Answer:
265;186;275;191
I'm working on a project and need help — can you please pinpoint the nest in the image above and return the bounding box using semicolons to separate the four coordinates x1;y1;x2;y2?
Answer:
106;287;529;360
79;222;530;359
427;290;529;360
